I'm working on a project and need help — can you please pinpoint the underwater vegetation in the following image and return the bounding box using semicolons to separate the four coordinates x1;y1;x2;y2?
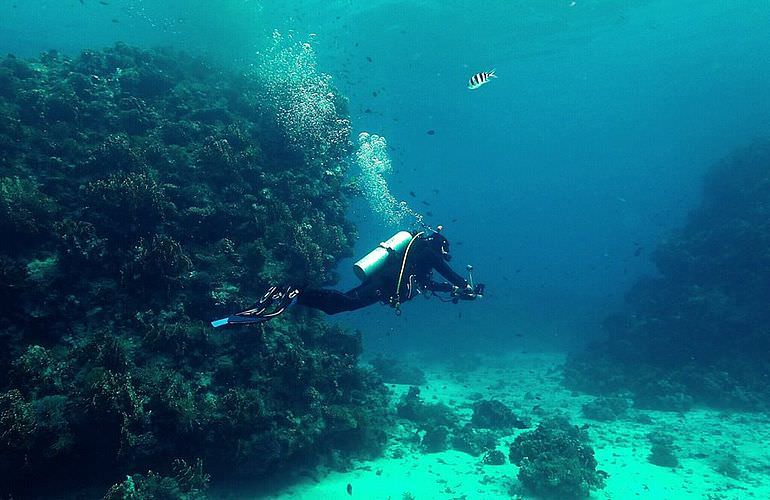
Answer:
508;416;607;499
565;140;770;411
369;356;426;385
0;40;390;497
470;399;529;430
646;430;680;468
394;387;532;461
392;388;606;498
580;395;631;422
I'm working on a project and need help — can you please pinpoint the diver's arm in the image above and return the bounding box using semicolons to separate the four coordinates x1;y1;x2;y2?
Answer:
425;280;455;293
433;256;468;287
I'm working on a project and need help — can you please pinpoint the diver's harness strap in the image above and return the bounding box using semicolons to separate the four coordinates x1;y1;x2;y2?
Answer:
389;235;484;313
389;231;424;314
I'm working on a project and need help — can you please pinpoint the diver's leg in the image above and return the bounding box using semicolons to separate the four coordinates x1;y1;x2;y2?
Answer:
297;283;380;315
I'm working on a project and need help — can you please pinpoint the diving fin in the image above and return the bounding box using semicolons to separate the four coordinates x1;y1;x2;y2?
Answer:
210;286;299;328
211;317;230;328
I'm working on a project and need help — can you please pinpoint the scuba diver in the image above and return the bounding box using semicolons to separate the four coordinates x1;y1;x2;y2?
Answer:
211;226;484;327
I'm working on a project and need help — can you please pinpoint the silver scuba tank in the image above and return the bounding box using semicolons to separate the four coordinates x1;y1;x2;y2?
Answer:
353;231;413;281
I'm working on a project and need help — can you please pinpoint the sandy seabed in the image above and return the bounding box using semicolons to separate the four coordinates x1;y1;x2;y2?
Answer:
226;352;770;500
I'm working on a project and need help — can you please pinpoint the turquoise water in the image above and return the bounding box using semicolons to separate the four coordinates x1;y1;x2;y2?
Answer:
2;1;770;498
4;1;769;352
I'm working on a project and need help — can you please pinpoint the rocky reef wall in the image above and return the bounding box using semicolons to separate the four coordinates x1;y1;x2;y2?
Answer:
565;140;770;411
0;42;388;497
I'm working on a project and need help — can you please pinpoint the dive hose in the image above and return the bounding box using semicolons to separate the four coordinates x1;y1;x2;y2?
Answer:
392;231;424;312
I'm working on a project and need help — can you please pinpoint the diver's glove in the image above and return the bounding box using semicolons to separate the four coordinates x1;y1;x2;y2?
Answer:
211;285;299;328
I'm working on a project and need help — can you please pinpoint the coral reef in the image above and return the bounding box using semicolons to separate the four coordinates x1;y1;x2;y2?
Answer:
394;389;528;460
450;424;498;457
395;387;457;427
0;44;385;497
421;425;451;453
394;387;467;454
368;356;426;385
103;459;210;500
482;449;506;466
646;430;680;468
470;399;529;430
508;416;607;499
565;140;770;410
580;395;631;422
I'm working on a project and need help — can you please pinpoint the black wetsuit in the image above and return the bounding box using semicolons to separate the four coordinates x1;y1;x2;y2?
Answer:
297;233;467;315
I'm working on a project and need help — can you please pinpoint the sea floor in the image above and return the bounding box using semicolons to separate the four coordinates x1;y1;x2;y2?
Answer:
221;352;770;500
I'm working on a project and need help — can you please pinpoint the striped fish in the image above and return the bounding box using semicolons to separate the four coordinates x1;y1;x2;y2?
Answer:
467;69;496;90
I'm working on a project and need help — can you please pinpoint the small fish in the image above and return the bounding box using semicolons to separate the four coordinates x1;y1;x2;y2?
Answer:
421;200;430;206
409;191;416;197
346;483;353;495
426;129;435;135
366;56;372;62
468;69;496;90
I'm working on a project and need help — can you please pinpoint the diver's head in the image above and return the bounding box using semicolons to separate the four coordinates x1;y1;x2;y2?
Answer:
426;226;451;261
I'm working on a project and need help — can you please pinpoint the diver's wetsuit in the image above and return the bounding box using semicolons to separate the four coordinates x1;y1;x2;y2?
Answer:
296;233;467;315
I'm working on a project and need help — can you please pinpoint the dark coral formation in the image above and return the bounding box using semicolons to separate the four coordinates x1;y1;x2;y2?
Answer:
646;430;679;468
509;416;607;499
565;140;770;410
395;387;459;453
481;449;506;466
580;395;631;422
470;399;529;430
450;424;499;457
0;45;386;497
394;389;526;458
103;459;210;499
368;356;426;385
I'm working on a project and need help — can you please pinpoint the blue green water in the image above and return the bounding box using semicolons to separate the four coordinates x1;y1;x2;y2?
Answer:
5;0;769;354
2;3;769;495
3;0;769;357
